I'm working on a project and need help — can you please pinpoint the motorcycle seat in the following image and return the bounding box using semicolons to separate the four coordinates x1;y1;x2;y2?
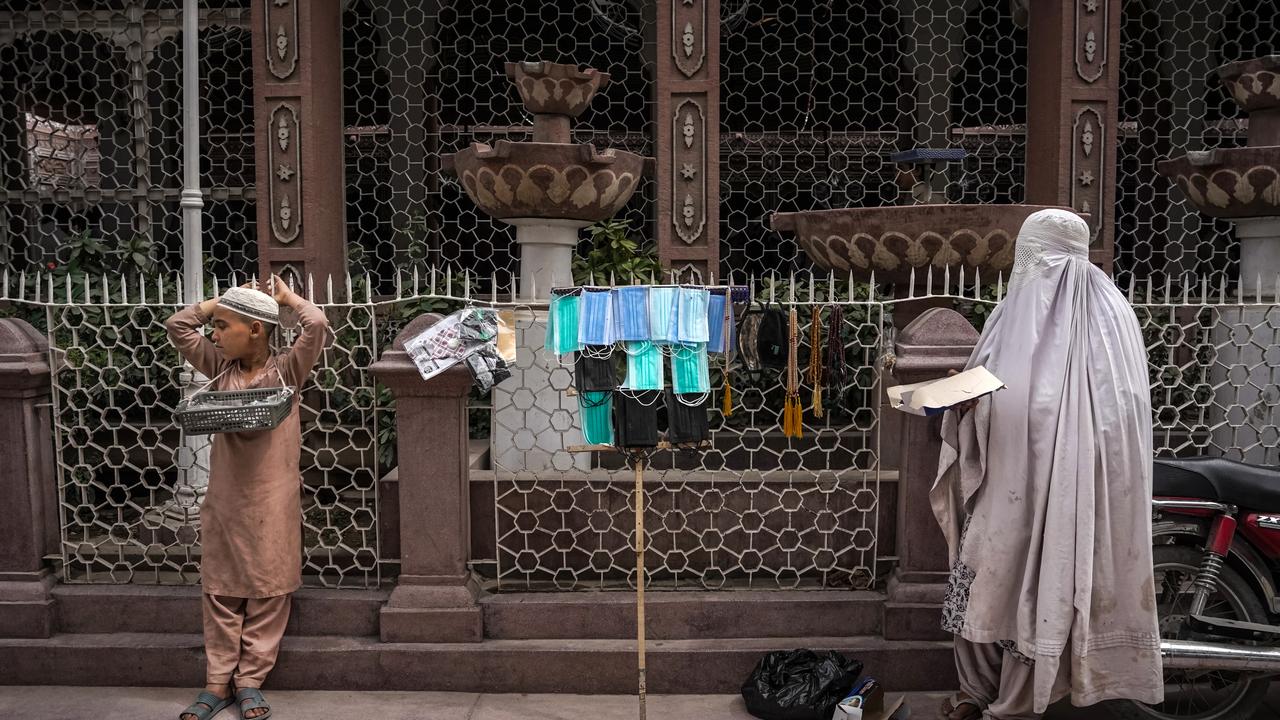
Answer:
1154;456;1280;510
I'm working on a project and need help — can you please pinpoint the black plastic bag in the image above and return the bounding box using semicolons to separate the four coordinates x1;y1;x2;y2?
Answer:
741;649;863;720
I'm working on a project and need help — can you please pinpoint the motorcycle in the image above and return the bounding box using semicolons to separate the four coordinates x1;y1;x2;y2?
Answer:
1119;456;1280;720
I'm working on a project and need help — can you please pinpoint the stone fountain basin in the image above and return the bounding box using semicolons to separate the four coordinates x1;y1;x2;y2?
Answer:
443;140;652;224
1157;147;1280;219
1216;54;1280;114
504;61;608;117
770;204;1069;284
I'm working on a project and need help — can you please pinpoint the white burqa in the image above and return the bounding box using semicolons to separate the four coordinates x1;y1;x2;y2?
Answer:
932;209;1164;713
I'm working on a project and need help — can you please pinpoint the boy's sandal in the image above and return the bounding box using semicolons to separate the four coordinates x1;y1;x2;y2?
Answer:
939;692;984;720
179;691;233;720
235;687;273;719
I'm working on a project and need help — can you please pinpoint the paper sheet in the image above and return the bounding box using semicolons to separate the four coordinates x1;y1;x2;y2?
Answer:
887;365;1005;417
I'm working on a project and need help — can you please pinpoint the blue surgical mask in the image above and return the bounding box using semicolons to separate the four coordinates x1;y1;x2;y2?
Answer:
706;292;731;353
577;288;615;347
670;342;710;394
621;340;664;391
612;286;651;342
672;287;710;344
649;286;678;345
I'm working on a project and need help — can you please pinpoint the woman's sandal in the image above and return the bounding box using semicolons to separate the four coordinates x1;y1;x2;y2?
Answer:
235;687;273;719
179;691;233;720
939;691;985;720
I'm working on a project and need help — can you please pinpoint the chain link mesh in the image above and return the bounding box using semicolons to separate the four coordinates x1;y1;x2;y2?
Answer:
0;5;258;280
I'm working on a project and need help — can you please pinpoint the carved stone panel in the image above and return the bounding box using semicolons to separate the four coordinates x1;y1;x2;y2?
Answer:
673;98;706;246
265;0;299;80
268;102;302;244
673;0;706;78
1071;104;1104;245
1074;0;1107;83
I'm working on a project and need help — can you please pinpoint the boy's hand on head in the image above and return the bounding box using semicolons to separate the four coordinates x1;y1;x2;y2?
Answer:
267;274;294;305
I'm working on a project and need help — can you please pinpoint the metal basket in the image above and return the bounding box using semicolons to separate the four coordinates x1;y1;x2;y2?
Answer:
175;386;295;435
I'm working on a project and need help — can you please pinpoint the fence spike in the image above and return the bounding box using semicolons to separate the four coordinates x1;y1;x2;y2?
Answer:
34;271;43;304
1218;274;1227;305
868;271;876;303
1200;276;1209;305
429;265;438;295
926;265;935;298
1274;272;1280;304
1126;274;1135;303
609;270;616;287
943;264;951;297
120;273;129;304
84;273;92;305
748;273;756;305
211;274;220;298
139;273;148;304
364;273;372;303
1181;277;1189;306
996;272;1004;302
1;268;8;301
17;271;27;302
101;274;109;304
305;273;315;303
972;267;980;300
343;273;353;303
768;273;776;304
788;273;795;304
464;270;472;302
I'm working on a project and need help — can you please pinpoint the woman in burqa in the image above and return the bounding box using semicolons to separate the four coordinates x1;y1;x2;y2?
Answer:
933;209;1164;719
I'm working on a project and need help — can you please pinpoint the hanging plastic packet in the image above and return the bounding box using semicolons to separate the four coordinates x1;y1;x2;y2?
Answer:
621;340;664;391
670;286;710;344
665;388;709;445
670;342;710;395
579;390;614;446
611;285;651;342
649;285;679;345
545;289;582;356
577;287;615;347
707;289;735;353
464;345;511;394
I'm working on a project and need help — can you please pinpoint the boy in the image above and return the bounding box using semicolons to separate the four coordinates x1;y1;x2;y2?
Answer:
166;276;330;720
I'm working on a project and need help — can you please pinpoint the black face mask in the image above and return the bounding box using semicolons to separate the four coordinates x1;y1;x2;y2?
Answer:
574;352;619;393
613;389;661;448
665;389;709;445
756;307;789;369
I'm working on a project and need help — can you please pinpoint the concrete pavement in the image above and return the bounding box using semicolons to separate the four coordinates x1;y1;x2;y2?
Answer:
3;686;1279;719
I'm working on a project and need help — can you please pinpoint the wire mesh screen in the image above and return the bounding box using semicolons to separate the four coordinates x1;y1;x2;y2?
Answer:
5;275;382;588
1116;1;1280;290
719;0;1028;278
341;0;656;292
0;5;258;280
482;292;888;592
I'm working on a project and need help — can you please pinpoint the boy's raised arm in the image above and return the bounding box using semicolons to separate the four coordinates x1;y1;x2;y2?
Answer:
165;298;223;380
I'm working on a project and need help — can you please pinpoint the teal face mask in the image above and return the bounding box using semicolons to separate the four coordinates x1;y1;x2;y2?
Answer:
649;286;678;345
579;391;614;445
546;292;582;356
670;342;710;394
621;340;664;391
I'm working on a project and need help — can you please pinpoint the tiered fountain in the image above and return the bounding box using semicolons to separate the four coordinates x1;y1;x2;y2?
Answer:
1158;54;1280;463
443;61;652;473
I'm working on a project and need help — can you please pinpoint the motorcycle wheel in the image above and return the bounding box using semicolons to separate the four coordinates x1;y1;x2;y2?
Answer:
1109;544;1271;720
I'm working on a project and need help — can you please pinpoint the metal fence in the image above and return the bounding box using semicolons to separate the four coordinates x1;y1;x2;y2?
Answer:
1114;0;1280;290
5;269;1280;590
720;0;1029;278
0;4;259;281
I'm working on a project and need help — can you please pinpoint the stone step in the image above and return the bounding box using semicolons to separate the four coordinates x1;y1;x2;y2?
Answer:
480;590;883;640
51;585;386;637
0;632;956;694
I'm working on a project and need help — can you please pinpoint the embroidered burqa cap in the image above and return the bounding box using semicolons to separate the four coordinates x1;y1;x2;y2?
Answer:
218;286;280;325
931;208;1163;711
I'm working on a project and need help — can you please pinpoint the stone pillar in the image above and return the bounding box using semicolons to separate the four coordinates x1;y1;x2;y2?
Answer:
0;319;58;638
883;307;978;641
371;314;482;642
656;0;720;281
251;0;346;285
1025;0;1122;273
